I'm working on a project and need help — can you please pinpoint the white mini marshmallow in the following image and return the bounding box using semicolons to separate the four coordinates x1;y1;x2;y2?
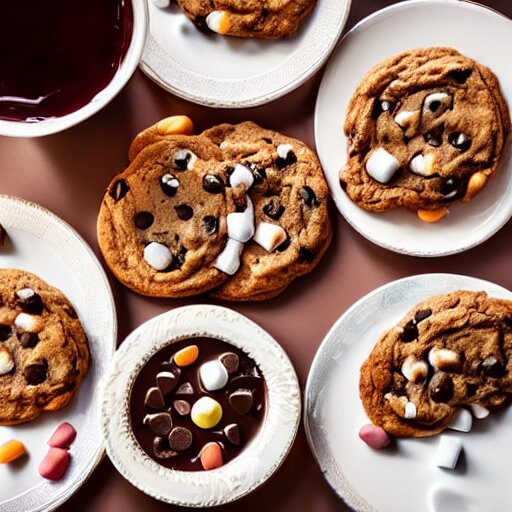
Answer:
0;349;14;375
227;198;255;243
174;149;197;170
428;347;460;371
394;111;417;128
410;154;426;176
16;287;36;301
404;401;417;419
470;404;490;419
277;144;293;159
161;173;180;190
449;408;473;433
206;11;228;34
365;148;400;184
214;239;244;275
253;222;287;253
424;92;452;112
199;360;229;391
144;242;173;271
229;164;254;189
401;356;428;383
14;313;40;333
151;0;170;7
434;435;463;469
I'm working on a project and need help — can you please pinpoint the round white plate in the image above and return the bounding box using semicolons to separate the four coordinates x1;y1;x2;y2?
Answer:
102;305;301;507
315;0;512;257
140;0;351;107
304;273;512;512
0;196;117;512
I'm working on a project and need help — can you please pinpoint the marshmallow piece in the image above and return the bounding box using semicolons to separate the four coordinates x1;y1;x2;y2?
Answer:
229;164;254;189
191;397;223;429
226;197;255;242
404;401;417;419
434;435;462;469
394;110;417;128
428;347;461;372
424;92;452;114
401;356;428;383
151;0;170;7
144;242;173;271
358;424;391;449
0;348;14;375
449;408;473;433
253;222;287;253
470;404;490;419
365;148;400;184
277;144;293;159
214;239;244;275
410;154;426;176
206;10;230;34
14;313;41;333
199;360;229;391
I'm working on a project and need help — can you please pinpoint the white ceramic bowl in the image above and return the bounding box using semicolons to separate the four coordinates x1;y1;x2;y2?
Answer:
0;0;147;138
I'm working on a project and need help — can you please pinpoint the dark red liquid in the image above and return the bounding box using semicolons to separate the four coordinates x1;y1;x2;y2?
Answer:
0;0;133;122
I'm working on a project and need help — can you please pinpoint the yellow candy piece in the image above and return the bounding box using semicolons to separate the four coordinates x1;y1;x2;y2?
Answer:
156;115;194;136
417;207;449;223
463;171;488;202
191;397;223;429
173;345;199;367
0;439;26;464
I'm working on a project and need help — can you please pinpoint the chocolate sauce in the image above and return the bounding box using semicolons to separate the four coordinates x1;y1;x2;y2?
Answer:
130;337;267;472
0;0;133;122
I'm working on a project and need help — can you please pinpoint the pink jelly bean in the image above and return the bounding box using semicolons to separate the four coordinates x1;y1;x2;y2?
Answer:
359;424;391;449
48;422;77;449
39;448;70;480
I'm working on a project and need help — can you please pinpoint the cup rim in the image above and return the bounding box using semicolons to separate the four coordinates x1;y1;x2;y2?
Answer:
0;0;148;138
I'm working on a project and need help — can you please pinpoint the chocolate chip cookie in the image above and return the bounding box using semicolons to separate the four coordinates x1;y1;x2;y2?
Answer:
360;291;512;438
340;47;510;218
0;269;89;425
175;0;316;38
98;118;332;300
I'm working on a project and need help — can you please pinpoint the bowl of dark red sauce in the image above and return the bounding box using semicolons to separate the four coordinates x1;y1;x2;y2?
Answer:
0;0;147;137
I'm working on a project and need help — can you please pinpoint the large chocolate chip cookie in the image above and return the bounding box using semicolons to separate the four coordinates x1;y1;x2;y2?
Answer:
0;269;89;425
340;47;510;219
360;291;512;438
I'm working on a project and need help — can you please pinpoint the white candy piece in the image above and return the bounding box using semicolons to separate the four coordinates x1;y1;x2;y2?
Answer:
16;287;36;301
206;10;229;34
227;198;255;243
144;242;173;271
428;347;460;371
174;149;197;170
277;144;293;159
410;154;426;176
404;401;417;419
401;356;428;383
449;408;473;433
470;404;490;419
365;148;400;184
150;0;170;7
161;173;180;190
229;164;254;189
424;92;452;113
434;435;463;470
0;348;14;375
14;313;40;333
253;222;287;253
214;239;244;275
394;111;417;128
199;360;229;391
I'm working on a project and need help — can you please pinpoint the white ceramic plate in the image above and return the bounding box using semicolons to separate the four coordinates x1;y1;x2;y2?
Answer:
0;196;116;512
140;0;351;107
315;0;512;256
304;273;512;512
102;305;301;507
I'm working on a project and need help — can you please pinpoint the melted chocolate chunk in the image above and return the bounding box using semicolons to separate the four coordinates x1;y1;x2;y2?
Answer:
153;437;177;459
168;426;193;452
414;309;432;324
19;332;39;348
110;179;129;202
423;125;444;147
429;372;454;403
481;356;505;377
300;186;318;207
174;152;191;171
144;412;173;436
0;324;11;342
449;132;471;151
276;151;297;169
275;238;290;252
160;174;179;197
229;389;254;416
299;247;315;263
16;288;43;315
24;362;47;385
134;211;154;230
202;174;225;194
449;68;472;84
441;177;461;201
401;320;418;342
203;216;218;235
156;370;180;395
175;205;193;221
224;423;240;446
263;198;284;220
145;387;165;409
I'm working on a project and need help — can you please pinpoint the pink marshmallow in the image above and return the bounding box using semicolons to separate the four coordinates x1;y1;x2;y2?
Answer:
359;424;391;449
48;422;77;449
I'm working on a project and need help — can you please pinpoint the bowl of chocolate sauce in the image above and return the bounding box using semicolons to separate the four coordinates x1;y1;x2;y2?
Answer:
0;0;147;137
101;305;301;507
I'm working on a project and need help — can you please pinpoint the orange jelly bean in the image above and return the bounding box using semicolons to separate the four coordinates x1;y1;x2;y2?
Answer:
156;115;194;136
417;207;449;223
200;442;224;471
0;439;26;464
173;345;199;367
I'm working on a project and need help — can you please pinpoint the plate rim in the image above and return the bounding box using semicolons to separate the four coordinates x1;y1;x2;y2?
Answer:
0;194;117;512
314;0;512;257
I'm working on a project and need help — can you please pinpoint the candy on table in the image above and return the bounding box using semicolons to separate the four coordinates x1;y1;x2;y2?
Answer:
200;442;224;470
417;207;449;223
48;422;77;448
191;396;223;429
434;435;463;470
470;404;490;419
229;389;254;416
219;352;240;374
173;345;199;367
0;439;26;464
448;408;473;433
358;424;391;449
39;447;71;480
156;370;180;395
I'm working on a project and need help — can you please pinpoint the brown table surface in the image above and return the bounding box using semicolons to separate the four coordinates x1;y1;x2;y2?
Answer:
1;0;511;510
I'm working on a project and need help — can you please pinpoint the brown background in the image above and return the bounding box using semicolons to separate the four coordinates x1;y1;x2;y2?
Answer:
1;0;511;510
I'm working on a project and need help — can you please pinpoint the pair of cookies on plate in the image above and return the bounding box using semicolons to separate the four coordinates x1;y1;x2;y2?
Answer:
98;119;332;300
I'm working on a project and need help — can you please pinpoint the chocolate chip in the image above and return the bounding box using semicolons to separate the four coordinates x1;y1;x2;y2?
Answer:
423;124;444;147
429;372;454;403
372;99;393;119
202;216;218;235
219;352;239;374
276;238;290;252
156;370;180;395
505;317;512;328
153;436;177;459
481;356;505;377
449;68;472;84
401;320;418;342
414;309;432;324
428;100;441;113
145;387;165;409
160;173;179;197
144;412;173;436
173;400;191;416
19;332;39;348
229;389;254;416
262;137;272;144
16;288;43;315
24;362;47;385
263;198;284;220
441;177;461;201
224;166;234;185
168;426;193;452
245;162;267;184
202;174;225;194
448;132;471;151
299;247;315;263
174;152;191;170
176;382;194;395
228;375;261;391
224;423;241;446
110;179;129;201
175;205;193;220
300;186;318;207
134;211;154;230
466;383;478;397
276;151;297;169
0;324;11;342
